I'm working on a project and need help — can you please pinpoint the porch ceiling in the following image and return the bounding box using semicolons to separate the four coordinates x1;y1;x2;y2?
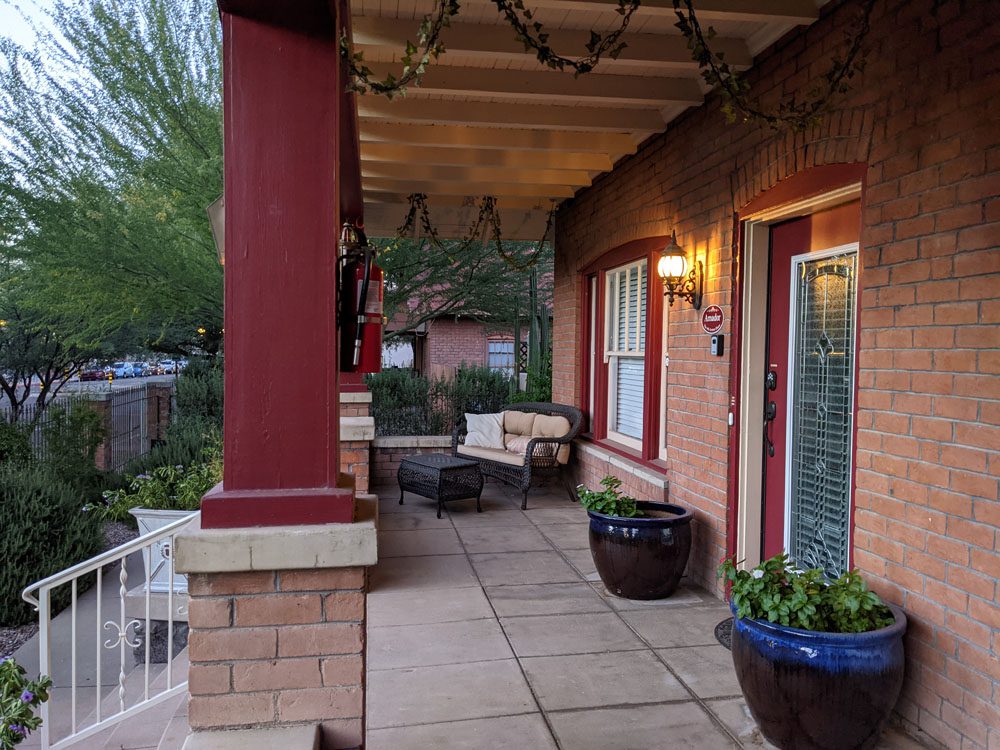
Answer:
354;0;824;239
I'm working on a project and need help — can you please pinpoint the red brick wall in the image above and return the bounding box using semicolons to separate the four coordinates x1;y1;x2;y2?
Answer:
421;318;523;376
553;1;999;747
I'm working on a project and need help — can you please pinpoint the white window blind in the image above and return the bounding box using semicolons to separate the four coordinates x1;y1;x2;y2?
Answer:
605;260;647;447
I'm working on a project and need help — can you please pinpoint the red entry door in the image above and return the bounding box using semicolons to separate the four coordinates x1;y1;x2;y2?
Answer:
762;202;861;575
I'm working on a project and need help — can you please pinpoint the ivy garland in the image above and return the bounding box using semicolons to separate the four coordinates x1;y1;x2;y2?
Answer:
340;0;460;98
341;0;876;126
673;0;876;131
396;193;555;271
490;0;640;75
341;0;638;97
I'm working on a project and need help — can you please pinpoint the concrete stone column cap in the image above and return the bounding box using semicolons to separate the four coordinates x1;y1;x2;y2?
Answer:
183;724;318;750
175;494;378;574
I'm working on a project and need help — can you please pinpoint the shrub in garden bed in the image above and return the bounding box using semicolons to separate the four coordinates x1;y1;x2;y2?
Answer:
173;358;223;427
367;366;514;436
0;466;102;627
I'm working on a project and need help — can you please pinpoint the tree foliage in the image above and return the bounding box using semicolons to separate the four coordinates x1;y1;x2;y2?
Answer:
0;0;223;355
374;236;553;342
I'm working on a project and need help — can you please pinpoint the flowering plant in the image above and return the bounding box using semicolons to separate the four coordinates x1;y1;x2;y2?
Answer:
719;553;894;633
1;658;51;748
87;448;222;523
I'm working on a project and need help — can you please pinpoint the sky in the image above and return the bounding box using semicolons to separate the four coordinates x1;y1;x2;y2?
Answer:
0;1;48;48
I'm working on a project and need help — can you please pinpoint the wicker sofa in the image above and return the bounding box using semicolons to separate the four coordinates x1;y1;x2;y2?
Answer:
451;402;584;510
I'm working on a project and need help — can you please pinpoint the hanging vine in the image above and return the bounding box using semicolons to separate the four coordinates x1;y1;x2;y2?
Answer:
673;0;876;132
490;0;640;75
340;0;460;98
396;193;555;271
486;196;557;271
341;0;639;97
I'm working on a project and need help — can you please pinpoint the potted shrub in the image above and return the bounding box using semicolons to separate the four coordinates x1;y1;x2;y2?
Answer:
92;450;221;593
577;476;692;599
721;554;906;750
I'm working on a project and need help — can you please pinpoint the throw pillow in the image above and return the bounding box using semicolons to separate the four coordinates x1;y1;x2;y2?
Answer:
505;435;555;457
464;412;504;449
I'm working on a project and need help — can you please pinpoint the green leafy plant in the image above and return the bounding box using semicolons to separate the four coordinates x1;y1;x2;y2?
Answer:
0;422;32;467
40;404;105;493
720;553;894;633
90;446;221;524
0;466;103;626
174;358;223;427
576;476;640;518
1;658;52;748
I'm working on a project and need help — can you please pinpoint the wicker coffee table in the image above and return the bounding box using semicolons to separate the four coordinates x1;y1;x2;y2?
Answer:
398;454;484;519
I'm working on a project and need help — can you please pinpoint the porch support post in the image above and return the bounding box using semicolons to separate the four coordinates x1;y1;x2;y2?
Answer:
202;5;353;528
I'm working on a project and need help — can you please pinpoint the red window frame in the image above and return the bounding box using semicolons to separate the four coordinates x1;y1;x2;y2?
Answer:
578;236;668;466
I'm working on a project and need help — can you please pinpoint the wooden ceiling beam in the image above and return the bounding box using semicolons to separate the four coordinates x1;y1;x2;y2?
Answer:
352;16;751;71
364;177;577;198
357;96;665;133
359;122;638;155
362;162;592;186
446;0;818;24
363;63;703;106
361;143;613;171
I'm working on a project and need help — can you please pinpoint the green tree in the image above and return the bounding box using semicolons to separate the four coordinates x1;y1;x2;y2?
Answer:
0;0;223;355
0;268;99;421
374;236;553;343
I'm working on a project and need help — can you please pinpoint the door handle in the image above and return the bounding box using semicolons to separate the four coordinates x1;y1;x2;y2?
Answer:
764;368;778;458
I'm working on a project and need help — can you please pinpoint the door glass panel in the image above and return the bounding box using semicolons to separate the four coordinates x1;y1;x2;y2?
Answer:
788;250;856;577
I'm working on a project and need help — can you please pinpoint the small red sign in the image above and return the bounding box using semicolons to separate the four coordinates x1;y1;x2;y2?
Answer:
702;305;725;334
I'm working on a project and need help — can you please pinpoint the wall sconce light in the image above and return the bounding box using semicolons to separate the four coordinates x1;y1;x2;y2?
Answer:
657;231;703;309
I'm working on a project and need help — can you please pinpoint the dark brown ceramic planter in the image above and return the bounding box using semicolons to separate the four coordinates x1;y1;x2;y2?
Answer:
587;501;692;599
731;603;907;750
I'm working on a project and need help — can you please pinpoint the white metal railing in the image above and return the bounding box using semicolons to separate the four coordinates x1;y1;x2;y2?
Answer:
21;511;198;749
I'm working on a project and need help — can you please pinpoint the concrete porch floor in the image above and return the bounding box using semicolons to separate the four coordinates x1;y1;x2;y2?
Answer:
367;481;926;750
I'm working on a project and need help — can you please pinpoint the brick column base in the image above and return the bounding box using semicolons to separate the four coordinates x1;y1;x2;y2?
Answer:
175;498;377;750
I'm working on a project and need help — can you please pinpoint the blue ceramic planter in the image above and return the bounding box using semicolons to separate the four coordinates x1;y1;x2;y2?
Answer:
730;601;907;750
587;501;692;599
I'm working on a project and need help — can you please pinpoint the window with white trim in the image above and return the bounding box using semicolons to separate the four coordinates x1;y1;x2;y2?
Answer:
605;260;647;449
487;338;516;375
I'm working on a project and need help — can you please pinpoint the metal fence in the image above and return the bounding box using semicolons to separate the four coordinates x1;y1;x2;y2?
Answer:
0;384;169;471
107;386;152;471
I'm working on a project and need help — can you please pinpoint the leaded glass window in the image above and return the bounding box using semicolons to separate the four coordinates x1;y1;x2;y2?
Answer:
787;249;857;578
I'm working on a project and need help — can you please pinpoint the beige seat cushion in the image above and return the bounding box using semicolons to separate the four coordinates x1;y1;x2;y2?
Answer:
457;444;526;466
503;410;536;436
531;414;572;464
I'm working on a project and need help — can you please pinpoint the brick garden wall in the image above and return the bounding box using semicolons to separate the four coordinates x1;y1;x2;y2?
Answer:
552;0;999;747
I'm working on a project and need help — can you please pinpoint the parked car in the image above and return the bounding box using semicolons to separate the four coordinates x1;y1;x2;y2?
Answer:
79;367;105;381
161;359;177;374
131;362;150;377
111;362;134;379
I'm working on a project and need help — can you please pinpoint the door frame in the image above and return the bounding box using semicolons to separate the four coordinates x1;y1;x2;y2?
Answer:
728;167;866;570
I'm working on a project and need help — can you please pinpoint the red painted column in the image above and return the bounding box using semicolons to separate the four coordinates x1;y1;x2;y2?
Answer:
201;8;354;528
